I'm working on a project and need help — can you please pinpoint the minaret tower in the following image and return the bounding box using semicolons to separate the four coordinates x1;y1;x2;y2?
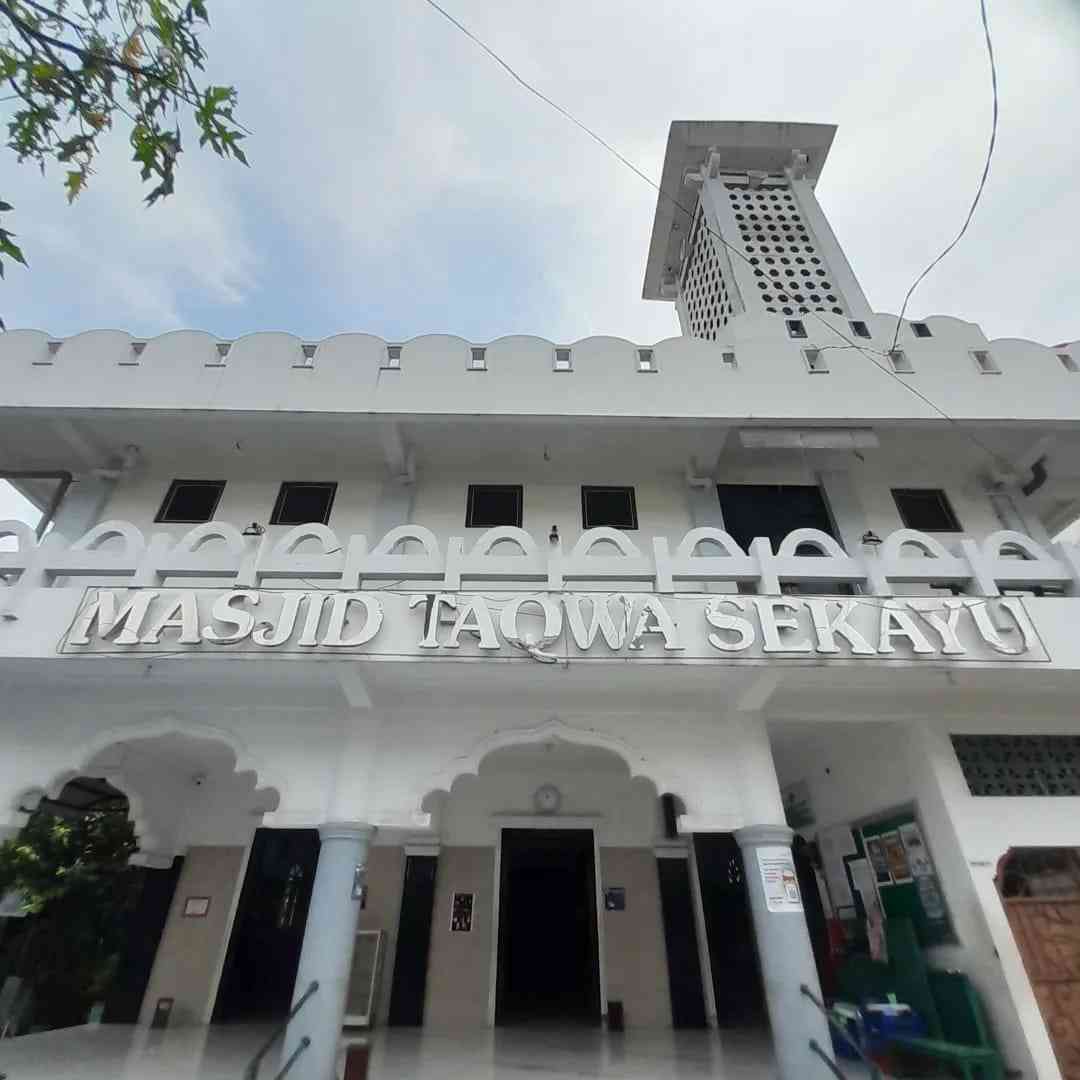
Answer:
642;121;873;338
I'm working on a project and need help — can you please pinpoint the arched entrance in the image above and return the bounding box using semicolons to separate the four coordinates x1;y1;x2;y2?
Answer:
998;847;1080;1079
2;727;280;1032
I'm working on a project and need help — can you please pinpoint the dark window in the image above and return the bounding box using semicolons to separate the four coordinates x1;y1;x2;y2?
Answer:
892;488;961;532
581;486;637;530
155;479;225;524
466;485;523;528
716;484;837;553
270;482;337;526
785;319;807;339
911;322;932;338
850;321;871;339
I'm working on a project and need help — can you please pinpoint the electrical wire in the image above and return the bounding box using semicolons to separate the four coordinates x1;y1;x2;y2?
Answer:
889;0;998;352
417;0;1017;482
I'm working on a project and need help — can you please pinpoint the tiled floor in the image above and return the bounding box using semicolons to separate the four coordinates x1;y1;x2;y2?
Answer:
0;1022;793;1079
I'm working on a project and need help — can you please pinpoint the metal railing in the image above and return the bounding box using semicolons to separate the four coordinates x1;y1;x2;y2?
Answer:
243;980;318;1080
800;983;884;1080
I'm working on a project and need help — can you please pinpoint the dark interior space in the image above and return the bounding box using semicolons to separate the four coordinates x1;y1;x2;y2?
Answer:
496;829;600;1026
213;828;318;1022
387;854;439;1026
694;833;767;1027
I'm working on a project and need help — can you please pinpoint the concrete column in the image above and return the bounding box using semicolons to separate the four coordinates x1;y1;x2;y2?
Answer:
280;822;374;1080
50;474;116;540
735;823;833;1080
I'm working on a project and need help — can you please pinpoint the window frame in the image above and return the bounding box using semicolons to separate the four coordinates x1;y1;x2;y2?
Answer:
891;487;962;533
269;481;338;527
581;485;638;531
155;479;226;525
465;484;523;529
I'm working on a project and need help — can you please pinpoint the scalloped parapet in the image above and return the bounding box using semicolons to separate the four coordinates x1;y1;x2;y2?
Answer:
1;319;1078;421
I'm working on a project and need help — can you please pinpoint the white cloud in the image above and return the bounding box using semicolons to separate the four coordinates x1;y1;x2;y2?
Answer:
1;0;1078;343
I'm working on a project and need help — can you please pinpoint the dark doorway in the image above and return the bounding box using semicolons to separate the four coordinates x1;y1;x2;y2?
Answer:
693;834;766;1027
213;828;319;1021
105;857;184;1022
387;854;439;1026
496;829;600;1026
657;857;708;1028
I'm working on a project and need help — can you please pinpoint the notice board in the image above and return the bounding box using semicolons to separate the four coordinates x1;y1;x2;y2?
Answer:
846;807;954;947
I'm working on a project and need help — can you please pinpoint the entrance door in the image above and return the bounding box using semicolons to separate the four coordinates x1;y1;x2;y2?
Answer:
214;828;319;1021
496;829;601;1025
999;848;1080;1079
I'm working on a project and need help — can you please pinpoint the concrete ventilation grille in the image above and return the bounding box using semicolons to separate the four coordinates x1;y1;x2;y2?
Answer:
682;210;734;342
951;734;1080;797
727;183;847;319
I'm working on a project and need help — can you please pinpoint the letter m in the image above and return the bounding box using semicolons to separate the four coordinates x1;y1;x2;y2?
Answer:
67;590;159;646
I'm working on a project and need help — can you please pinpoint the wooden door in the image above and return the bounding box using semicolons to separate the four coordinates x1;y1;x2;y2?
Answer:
1000;849;1080;1079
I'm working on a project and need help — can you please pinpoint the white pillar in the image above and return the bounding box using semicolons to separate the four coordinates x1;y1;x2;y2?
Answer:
280;822;374;1080
735;824;833;1080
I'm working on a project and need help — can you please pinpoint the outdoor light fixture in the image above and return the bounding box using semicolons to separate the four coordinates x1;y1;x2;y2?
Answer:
861;530;883;548
242;522;265;537
549;524;559;544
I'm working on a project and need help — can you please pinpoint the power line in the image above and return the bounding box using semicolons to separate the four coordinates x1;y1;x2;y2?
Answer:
889;0;998;351
419;0;1014;474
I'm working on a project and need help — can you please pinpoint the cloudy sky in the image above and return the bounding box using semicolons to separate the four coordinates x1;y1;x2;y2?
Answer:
1;0;1078;350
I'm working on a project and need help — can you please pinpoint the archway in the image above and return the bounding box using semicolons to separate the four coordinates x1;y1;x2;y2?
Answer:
2;727;281;1032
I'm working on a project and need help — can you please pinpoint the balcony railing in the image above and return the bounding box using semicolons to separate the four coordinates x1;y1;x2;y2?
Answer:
2;521;1077;619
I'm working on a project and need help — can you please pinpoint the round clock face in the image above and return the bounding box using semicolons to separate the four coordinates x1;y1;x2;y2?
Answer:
534;784;562;815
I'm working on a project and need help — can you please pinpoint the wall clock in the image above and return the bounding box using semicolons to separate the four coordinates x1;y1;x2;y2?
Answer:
533;783;562;815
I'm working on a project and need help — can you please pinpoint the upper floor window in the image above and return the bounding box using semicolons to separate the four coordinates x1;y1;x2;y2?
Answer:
716;484;838;554
466;484;522;528
892;488;961;532
155;479;225;524
581;486;637;530
270;482;337;526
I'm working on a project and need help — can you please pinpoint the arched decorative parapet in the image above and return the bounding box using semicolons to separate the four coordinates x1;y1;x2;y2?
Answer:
45;519;146;577
962;529;1074;595
153;521;251;584
655;528;757;592
356;524;444;582
878;528;971;587
445;526;545;590
557;528;654;590
0;520;38;571
761;528;865;594
257;523;345;584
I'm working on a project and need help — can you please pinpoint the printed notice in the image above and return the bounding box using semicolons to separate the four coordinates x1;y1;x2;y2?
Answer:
756;847;803;913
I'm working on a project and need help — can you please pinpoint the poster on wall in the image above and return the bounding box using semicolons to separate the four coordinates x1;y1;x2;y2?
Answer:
880;830;912;883
865;837;893;884
450;891;474;933
757;847;803;913
899;821;933;878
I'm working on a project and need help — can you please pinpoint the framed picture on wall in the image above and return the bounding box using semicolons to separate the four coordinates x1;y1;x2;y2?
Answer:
451;891;474;932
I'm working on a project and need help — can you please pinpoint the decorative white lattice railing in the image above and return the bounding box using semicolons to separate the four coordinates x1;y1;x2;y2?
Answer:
3;521;1079;619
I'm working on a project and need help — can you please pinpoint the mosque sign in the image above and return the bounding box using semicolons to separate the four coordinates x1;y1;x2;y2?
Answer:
59;587;1048;663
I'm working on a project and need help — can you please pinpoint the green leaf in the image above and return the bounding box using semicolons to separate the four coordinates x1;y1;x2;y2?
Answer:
64;169;86;202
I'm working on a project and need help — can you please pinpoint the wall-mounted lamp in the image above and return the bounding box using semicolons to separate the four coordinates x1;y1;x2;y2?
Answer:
549;524;559;544
242;522;265;537
861;530;883;548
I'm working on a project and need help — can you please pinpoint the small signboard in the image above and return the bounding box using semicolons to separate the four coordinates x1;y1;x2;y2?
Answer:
182;896;210;918
756;847;803;913
604;886;626;911
450;891;474;932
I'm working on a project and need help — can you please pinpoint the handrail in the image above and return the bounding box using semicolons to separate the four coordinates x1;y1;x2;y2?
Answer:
273;1036;310;1080
243;980;318;1080
810;1038;848;1079
800;983;883;1080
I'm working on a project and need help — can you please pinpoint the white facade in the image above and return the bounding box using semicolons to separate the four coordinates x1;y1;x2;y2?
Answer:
1;121;1079;1080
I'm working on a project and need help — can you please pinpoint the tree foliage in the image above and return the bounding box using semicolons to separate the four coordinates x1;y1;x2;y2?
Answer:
0;0;246;278
0;808;141;1028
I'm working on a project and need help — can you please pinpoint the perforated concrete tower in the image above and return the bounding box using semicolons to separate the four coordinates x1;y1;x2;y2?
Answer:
642;121;873;339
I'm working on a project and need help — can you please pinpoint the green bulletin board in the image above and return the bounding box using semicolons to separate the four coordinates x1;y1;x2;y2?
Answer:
846;808;954;948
